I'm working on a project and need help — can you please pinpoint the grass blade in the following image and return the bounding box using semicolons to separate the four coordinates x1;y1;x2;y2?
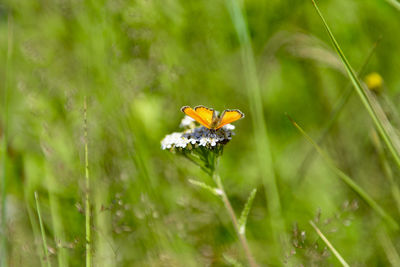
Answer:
225;0;285;249
309;220;350;267
371;130;400;215
46;184;68;267
1;13;13;267
288;115;398;230
238;189;257;235
25;200;46;267
297;37;381;182
84;97;92;267
311;0;400;171
35;192;52;267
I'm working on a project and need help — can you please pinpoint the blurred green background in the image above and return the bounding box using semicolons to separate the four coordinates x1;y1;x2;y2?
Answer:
1;0;400;266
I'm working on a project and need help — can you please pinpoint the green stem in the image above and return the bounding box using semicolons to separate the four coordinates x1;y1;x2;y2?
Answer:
34;192;52;267
211;164;258;267
84;97;91;267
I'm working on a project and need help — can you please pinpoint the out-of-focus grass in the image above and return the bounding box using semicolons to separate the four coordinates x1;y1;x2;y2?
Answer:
1;0;400;266
225;0;285;259
309;220;349;267
288;115;398;229
1;12;12;267
34;191;51;267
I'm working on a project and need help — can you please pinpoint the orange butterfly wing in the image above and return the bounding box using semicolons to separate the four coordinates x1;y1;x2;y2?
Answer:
194;106;215;124
181;106;214;129
215;109;244;130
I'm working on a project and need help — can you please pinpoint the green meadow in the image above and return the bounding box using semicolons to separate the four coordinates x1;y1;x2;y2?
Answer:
1;0;400;266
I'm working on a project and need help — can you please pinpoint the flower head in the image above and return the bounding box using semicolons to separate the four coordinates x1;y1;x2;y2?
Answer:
365;72;383;93
161;108;243;174
161;116;235;151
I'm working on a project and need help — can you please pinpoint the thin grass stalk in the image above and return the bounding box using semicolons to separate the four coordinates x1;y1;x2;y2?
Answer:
289;116;399;229
93;194;117;267
211;169;258;267
93;170;116;265
46;185;68;267
84;97;91;267
0;134;7;267
25;196;46;267
34;192;51;267
297;38;380;182
225;0;285;247
1;13;13;267
311;0;400;171
309;220;350;267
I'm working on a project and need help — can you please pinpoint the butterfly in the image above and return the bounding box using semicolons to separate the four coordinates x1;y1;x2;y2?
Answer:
181;105;244;130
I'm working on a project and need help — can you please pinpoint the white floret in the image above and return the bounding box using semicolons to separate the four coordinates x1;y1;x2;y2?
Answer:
161;120;235;150
222;124;235;131
179;116;195;128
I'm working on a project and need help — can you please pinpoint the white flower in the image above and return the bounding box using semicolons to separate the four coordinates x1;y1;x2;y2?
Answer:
161;124;235;150
179;116;195;128
223;124;235;131
176;136;190;148
161;132;182;150
209;138;217;146
199;137;208;147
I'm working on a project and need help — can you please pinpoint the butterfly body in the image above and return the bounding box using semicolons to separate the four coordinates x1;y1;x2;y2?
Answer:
181;105;244;130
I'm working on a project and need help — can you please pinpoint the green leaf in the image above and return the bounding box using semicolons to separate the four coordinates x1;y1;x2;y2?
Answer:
188;179;222;196
238;189;257;235
223;254;244;267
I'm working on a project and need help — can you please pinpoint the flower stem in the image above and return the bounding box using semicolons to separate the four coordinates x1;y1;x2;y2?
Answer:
212;171;258;267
